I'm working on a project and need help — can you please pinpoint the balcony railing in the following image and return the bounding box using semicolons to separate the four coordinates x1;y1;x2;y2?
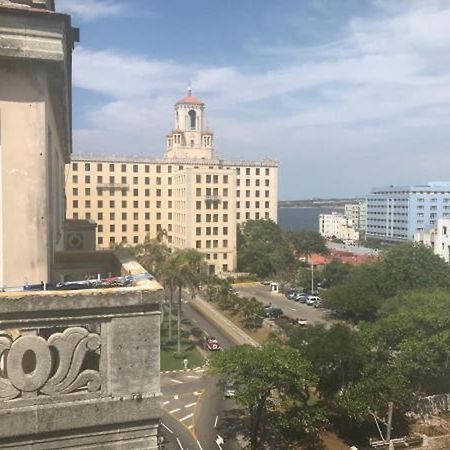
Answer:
96;183;129;190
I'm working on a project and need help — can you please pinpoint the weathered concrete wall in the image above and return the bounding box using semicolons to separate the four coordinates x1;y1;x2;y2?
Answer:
413;394;450;418
0;282;163;448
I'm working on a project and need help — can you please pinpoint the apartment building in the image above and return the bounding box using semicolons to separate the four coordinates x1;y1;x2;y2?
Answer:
366;182;450;241
66;91;278;274
415;218;450;263
319;212;360;242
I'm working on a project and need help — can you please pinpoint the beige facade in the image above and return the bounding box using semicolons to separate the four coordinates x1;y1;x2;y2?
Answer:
415;218;450;263
0;0;74;288
319;212;360;242
66;92;278;274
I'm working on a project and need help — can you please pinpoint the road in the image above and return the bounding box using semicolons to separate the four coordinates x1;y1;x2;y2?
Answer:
160;299;242;450
236;283;333;327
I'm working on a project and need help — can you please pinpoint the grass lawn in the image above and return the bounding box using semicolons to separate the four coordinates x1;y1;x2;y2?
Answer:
160;308;206;371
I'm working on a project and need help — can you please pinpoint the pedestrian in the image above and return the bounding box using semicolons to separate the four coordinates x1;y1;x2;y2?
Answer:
183;358;188;370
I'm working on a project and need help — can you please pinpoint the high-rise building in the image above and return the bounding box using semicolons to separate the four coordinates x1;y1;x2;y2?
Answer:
366;182;450;241
66;91;279;274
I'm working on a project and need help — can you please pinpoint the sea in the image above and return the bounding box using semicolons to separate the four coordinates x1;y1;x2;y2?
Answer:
278;207;343;232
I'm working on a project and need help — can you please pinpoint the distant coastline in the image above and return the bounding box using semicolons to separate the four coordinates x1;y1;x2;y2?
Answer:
279;198;360;209
279;205;345;209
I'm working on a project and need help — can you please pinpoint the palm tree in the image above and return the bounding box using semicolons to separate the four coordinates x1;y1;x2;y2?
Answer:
137;234;170;279
160;255;179;341
170;249;205;353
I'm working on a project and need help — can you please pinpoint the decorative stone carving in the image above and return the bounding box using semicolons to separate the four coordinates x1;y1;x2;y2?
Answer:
0;327;101;400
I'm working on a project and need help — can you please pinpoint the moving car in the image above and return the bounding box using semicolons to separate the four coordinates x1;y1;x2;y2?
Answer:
306;295;321;306
204;337;221;351
265;307;283;318
292;318;308;326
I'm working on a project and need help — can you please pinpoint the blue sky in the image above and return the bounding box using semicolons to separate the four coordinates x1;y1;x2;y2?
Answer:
57;0;450;200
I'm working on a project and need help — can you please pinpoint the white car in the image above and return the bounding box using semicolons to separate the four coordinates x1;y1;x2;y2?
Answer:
224;382;236;398
306;296;321;305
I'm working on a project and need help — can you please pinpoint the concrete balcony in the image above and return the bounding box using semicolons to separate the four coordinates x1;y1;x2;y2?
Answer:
204;195;221;203
96;183;129;190
0;251;163;449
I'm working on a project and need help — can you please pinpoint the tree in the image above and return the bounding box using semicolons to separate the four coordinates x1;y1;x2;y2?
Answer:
136;235;170;279
320;261;353;288
237;219;296;277
286;230;329;261
324;242;450;321
170;249;205;353
209;341;324;449
289;324;368;401
239;297;266;329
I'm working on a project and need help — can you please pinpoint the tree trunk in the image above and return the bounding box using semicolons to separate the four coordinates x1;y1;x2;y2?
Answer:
177;285;182;353
250;398;265;450
168;285;174;340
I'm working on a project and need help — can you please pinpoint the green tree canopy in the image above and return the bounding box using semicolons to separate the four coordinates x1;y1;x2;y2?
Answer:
324;242;450;321
285;230;329;257
237;219;296;277
209;341;325;449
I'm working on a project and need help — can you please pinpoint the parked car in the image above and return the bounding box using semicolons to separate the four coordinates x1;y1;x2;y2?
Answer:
224;381;236;398
314;299;322;308
204;337;221;351
306;295;321;306
260;280;270;286
265;307;283;318
292;318;308;326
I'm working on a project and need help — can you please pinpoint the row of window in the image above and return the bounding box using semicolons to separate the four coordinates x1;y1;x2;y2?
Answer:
73;162;272;176
196;240;228;249
196;227;228;236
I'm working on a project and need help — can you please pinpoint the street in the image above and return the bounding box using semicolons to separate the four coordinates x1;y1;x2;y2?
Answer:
159;299;242;450
236;283;334;327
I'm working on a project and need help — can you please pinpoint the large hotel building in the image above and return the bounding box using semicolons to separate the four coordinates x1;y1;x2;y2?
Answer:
66;91;278;274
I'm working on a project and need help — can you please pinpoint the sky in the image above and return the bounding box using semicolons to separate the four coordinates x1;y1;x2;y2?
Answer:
57;0;450;200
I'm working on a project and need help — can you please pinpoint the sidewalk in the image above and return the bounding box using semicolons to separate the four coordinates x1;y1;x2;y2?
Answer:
190;294;260;347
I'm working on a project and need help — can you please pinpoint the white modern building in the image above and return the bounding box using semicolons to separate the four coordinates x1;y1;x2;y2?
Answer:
415;218;450;263
344;200;367;232
319;212;360;242
366;182;450;241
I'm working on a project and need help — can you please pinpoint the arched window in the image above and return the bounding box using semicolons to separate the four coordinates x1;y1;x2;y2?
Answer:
188;110;196;130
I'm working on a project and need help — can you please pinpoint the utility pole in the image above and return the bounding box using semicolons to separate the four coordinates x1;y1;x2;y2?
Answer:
386;402;394;450
311;264;314;294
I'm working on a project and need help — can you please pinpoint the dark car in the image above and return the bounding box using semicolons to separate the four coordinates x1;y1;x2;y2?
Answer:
266;307;283;318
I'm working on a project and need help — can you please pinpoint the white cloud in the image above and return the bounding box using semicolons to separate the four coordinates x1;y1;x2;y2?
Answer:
57;0;125;21
71;0;450;197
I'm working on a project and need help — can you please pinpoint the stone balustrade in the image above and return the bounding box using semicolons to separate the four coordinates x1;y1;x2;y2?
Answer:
0;279;163;449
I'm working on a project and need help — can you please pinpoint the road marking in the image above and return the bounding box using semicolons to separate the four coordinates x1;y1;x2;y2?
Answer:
169;408;181;414
214;415;219;428
216;434;224;449
174;395;179;400
197;439;203;450
180;412;194;422
291;308;296;311
184;402;197;408
176;437;184;449
161;422;173;434
186;375;200;379
170;378;183;384
194;391;202;396
162;400;170;405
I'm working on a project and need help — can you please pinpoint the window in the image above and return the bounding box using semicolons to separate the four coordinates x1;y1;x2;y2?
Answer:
145;212;150;220
98;237;103;245
265;180;269;187
133;188;138;196
72;175;78;183
206;240;211;248
213;240;218;248
246;168;250;175
157;201;161;208
236;168;240;175
97;163;103;171
213;253;218;260
122;212;127;220
196;175;201;183
133;224;138;232
265;168;269;176
213;227;218;235
145;177;150;185
206;175;211;183
133;201;139;208
84;175;90;184
133;212;139;220
145;165;150;173
222;263;228;271
98;225;103;232
196;240;201;249
98;200;103;208
256;168;260;175
196;201;202;209
223;214;228;222
223;227;228;235
213;175;218;183
156;212;161;220
121;164;126;172
110;224;115;232
73;163;78;171
196;227;201;236
237;190;240;198
196;214;201;223
98;212;103;220
145;201;150;208
246;179;250;187
246;212;250;219
246;191;250;198
133;236;139;244
189;110;197;130
73;188;78;196
73;200;78;208
73;213;78;219
223;188;228;197
223;201;228;209
122;200;127;208
156;165;161;173
265;191;269;198
223;240;228;248
97;176;103;183
122;224;127;232
145;224;150;232
206;214;211;222
109;212;115;220
223;175;228;183
110;200;115;208
156;189;161;197
246;201;250;208
196;188;201;196
156;177;161;185
85;163;90;171
213;214;219;222
256;179;260;186
122;236;128;243
168;166;172;173
110;164;115;172
265;201;269;208
133;164;138;173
